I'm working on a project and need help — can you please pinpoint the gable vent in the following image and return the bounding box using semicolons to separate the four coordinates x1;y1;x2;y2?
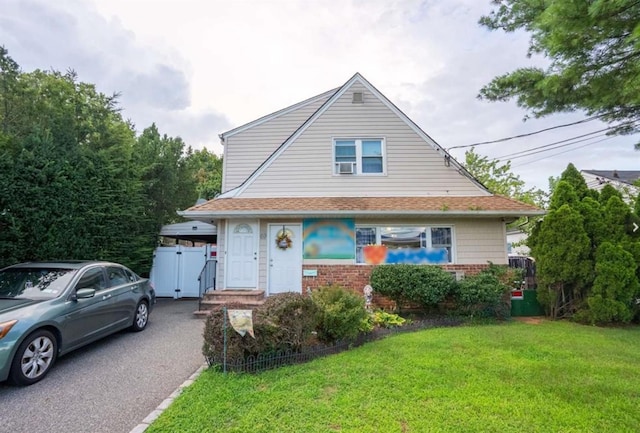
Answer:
352;92;364;104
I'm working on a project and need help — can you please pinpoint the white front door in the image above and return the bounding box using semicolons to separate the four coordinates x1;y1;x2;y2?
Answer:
268;224;302;294
226;221;258;289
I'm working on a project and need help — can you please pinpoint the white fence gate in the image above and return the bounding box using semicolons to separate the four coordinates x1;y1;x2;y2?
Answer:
150;244;215;298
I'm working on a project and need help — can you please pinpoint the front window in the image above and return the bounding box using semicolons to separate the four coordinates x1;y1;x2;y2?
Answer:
0;267;77;300
334;138;385;175
356;226;453;264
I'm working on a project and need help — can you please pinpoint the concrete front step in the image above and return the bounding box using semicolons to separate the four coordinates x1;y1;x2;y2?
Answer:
203;289;265;304
194;289;266;316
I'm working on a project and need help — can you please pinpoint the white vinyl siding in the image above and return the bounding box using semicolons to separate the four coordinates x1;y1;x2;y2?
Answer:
455;219;507;264
222;94;331;192
239;82;488;197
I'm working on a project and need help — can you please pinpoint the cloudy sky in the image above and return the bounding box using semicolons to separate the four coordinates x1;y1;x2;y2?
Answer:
2;0;638;191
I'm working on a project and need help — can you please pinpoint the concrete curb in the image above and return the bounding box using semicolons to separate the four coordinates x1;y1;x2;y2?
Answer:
129;364;208;433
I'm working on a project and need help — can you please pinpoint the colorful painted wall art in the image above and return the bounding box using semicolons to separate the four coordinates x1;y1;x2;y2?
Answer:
303;219;355;259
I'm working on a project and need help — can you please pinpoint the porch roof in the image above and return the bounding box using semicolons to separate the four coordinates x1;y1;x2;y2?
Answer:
179;195;544;220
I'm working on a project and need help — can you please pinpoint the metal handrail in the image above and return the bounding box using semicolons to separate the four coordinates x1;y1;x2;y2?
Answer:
198;259;216;310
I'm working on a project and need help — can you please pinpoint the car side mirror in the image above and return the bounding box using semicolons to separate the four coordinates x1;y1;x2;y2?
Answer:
73;288;96;301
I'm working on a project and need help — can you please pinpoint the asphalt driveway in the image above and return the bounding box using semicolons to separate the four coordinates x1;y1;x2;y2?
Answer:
0;298;205;433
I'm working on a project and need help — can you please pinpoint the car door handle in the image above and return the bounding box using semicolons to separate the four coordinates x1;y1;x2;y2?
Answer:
102;294;112;300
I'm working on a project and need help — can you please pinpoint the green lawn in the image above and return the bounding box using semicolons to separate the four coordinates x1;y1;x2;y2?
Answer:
147;320;640;433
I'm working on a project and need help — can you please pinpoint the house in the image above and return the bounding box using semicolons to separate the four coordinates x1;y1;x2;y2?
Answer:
179;73;543;306
506;228;530;256
581;170;640;204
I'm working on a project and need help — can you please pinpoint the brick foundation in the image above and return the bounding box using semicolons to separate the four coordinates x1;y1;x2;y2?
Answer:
302;264;490;309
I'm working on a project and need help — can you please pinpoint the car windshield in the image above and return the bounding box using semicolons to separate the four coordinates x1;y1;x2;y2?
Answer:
0;267;77;300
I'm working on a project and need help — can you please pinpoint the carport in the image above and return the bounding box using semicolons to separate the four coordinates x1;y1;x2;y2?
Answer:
159;220;217;245
150;221;217;298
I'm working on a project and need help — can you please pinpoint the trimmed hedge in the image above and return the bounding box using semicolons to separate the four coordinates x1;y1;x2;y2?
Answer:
370;264;456;311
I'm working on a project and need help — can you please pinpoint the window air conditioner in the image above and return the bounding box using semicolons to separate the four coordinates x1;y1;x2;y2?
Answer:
337;162;355;174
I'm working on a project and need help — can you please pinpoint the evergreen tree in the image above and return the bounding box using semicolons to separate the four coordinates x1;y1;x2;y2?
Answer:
599;184;624;206
559;163;590;200
602;195;631;244
577;196;606;249
479;1;640;145
549;180;580;210
0;47;206;274
587;242;639;323
529;204;592;319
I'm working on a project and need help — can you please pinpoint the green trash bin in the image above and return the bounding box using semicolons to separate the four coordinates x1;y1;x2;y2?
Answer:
511;289;545;316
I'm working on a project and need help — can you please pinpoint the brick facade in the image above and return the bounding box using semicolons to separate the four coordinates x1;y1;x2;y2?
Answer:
302;263;490;309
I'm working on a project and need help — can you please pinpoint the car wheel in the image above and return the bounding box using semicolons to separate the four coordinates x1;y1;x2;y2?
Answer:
8;329;57;386
131;300;149;332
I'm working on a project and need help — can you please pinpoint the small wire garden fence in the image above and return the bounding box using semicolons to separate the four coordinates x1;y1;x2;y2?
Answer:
207;316;465;374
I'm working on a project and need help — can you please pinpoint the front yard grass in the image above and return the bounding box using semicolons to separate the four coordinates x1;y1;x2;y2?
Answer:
147;320;640;433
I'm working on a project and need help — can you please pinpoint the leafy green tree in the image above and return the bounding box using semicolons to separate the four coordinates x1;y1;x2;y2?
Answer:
184;147;223;199
479;1;640;145
529;204;592;319
585;242;639;324
133;124;198;230
464;148;546;206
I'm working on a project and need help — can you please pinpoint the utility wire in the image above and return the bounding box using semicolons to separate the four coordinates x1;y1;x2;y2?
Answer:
511;136;615;168
500;133;613;162
446;114;605;150
494;129;609;161
495;119;638;161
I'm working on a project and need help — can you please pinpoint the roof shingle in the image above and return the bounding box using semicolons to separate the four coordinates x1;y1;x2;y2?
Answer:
183;195;542;217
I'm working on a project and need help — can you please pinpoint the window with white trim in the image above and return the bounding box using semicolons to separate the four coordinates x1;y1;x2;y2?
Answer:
355;226;453;264
333;139;385;175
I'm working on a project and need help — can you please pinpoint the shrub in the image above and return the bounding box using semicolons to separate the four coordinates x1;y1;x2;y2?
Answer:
370;265;409;310
202;303;254;366
370;310;407;328
455;265;513;319
312;285;368;343
404;266;457;308
256;292;319;350
370;264;456;311
202;293;319;366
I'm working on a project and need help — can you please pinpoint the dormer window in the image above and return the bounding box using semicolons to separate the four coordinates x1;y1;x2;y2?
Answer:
333;138;385;175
